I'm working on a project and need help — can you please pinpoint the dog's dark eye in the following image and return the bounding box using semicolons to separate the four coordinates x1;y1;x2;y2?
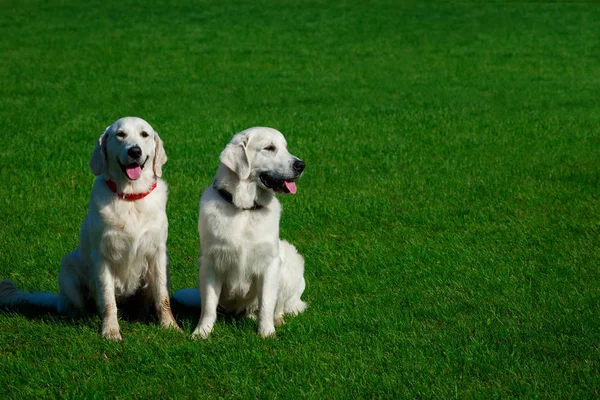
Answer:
141;131;149;138
116;131;126;138
264;145;276;152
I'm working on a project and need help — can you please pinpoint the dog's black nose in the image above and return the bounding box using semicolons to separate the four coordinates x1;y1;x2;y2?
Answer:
293;160;305;174
128;146;142;159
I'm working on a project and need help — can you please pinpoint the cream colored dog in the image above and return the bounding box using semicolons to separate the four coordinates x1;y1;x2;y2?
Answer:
187;127;307;339
0;117;179;340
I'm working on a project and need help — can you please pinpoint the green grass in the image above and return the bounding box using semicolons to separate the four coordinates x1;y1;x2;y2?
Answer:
1;1;599;398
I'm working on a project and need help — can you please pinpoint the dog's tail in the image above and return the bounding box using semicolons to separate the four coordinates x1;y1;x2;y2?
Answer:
279;240;308;315
0;280;60;311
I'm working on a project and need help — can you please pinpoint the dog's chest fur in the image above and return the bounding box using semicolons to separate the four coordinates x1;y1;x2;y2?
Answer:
199;189;281;309
96;186;167;297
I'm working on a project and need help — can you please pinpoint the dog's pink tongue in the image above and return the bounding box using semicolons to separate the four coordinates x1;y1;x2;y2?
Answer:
126;166;142;180
284;181;297;194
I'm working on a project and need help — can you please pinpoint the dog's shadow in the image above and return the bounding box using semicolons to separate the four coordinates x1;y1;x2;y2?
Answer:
1;289;247;334
170;289;250;332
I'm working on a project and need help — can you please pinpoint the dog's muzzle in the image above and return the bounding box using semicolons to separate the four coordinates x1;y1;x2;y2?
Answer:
118;147;149;181
260;160;305;194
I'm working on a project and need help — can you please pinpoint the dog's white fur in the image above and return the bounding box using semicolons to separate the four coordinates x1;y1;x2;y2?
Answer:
0;117;179;340
191;127;307;339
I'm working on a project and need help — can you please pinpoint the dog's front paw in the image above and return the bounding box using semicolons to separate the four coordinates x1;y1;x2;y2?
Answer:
192;324;213;339
163;321;183;332
158;298;181;332
161;317;182;332
102;327;122;341
258;324;276;338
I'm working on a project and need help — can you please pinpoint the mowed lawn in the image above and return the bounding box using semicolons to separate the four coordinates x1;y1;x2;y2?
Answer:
1;1;599;398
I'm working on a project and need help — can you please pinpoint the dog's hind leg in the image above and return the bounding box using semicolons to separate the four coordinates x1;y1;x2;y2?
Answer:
57;251;87;316
0;251;89;313
279;240;308;316
284;297;308;316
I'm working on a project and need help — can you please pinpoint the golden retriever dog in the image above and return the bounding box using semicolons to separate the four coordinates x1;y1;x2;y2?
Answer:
0;117;179;340
174;127;307;338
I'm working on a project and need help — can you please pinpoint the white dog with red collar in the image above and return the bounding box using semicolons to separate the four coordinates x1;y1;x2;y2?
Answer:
0;117;179;340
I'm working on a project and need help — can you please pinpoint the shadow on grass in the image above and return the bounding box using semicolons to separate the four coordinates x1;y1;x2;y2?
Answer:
1;288;246;334
170;290;248;331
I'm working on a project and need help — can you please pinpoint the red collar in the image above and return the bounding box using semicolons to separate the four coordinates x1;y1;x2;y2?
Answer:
105;179;157;201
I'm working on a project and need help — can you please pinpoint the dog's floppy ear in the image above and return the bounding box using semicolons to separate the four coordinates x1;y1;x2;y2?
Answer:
220;137;251;180
89;127;109;176
153;132;167;178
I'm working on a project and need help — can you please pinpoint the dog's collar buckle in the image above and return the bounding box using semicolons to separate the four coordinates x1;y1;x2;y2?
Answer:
105;179;157;201
213;184;263;211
